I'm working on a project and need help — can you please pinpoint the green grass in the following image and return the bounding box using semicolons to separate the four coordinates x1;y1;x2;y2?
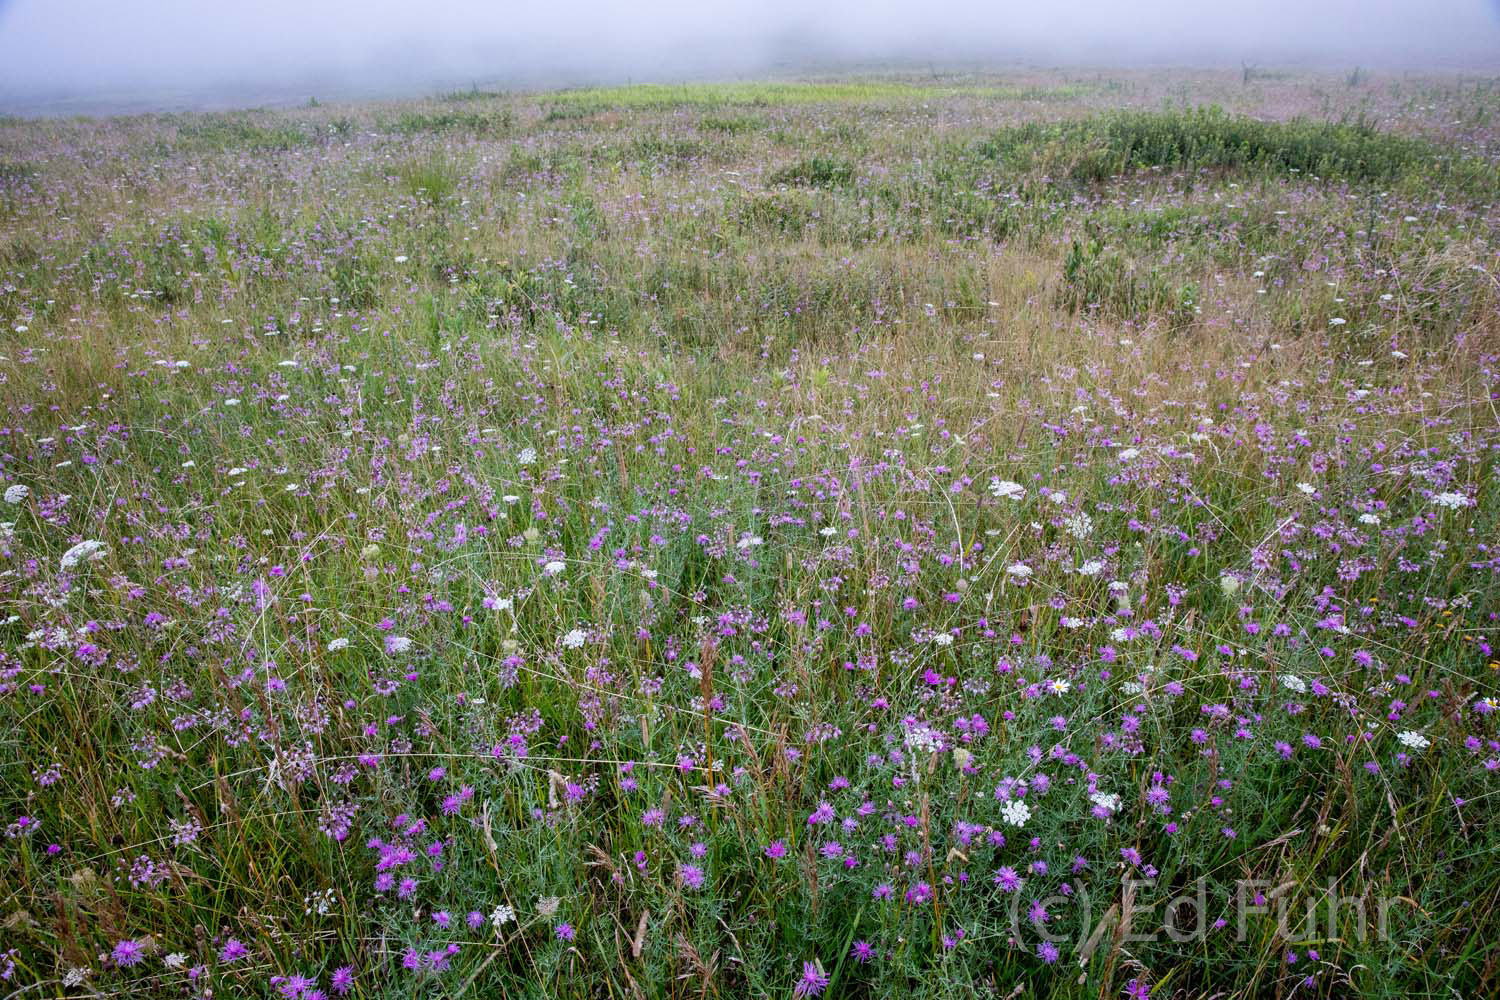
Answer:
0;68;1498;1000
974;106;1500;195
385;108;514;136
168;113;314;152
767;155;857;189
540;80;1093;114
395;152;462;204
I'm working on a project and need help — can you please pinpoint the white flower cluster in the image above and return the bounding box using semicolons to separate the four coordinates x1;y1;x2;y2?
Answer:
59;539;108;571
1397;730;1430;751
1432;492;1473;510
1000;799;1031;827
988;478;1025;501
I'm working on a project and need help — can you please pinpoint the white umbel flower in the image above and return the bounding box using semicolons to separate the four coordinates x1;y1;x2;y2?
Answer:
989;478;1025;501
59;539;108;571
1396;730;1430;751
1000;799;1031;828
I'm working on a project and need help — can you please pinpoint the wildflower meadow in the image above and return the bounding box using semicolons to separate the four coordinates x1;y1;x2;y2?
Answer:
1;69;1498;998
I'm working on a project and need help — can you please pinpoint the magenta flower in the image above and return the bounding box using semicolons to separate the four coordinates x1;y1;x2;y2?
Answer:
112;938;146;967
792;960;830;998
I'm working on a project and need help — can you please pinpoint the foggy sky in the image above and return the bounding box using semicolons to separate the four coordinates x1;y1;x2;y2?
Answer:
1;0;1498;113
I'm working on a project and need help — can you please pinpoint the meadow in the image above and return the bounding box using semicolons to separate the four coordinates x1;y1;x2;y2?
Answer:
0;68;1498;998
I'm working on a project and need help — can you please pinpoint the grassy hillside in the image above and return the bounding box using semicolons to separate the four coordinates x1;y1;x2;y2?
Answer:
1;69;1498;999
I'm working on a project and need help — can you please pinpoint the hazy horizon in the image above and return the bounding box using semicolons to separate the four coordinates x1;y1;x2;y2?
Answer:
3;0;1499;115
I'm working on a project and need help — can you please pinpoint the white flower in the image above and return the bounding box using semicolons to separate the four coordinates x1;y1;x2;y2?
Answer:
1006;563;1032;579
517;447;537;466
903;722;942;753
1117;448;1140;462
1432;492;1473;510
1089;791;1121;815
735;534;763;550
1048;678;1071;695
327;637;350;652
1358;512;1381;525
1000;799;1031;828
502;494;520;504
1063;511;1094;539
1078;559;1105;577
1329;317;1346;326
59;539;108;571
1296;482;1316;495
931;632;954;647
1280;674;1307;694
542;560;566;577
163;953;187;970
989;478;1025;501
1397;730;1430;750
394;255;409;263
819;525;837;536
385;635;414;654
491;903;516;927
227;467;248;477
2;484;28;504
561;628;587;649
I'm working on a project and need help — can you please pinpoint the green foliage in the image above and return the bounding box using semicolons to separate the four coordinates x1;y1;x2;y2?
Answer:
171;113;312;152
439;84;508;102
736;190;816;235
767;155;857;189
0;161;38;182
698;114;763;134
1059;237;1200;329
387;108;514;136
396;153;461;204
975;106;1498;196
